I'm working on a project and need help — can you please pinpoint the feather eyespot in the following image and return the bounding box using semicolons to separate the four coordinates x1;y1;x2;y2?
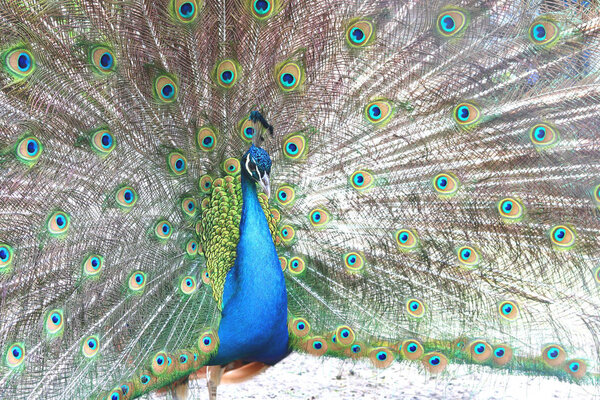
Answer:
433;172;459;196
437;9;468;37
48;211;70;236
202;269;211;285
197;127;217;151
530;123;559;148
289;317;310;337
279;256;287;271
0;244;14;269
216;60;239;88
82;336;99;357
370;348;394;368
251;0;275;19
270;208;281;224
173;0;199;22
498;300;519;321
116;187;137;209
90;46;116;74
457;246;480;268
469;340;492;362
275;186;294;206
345;342;364;358
198;331;218;353
168;152;187;175
4;47;35;78
283;134;307;160
422;352;448;373
550;225;575;249
401;339;424;360
17;136;43;163
279;225;295;242
344;252;364;272
350;170;374;191
239;117;258;142
542;345;566;367
309;208;329;228
186;239;198;256
492;344;513;366
6;343;24;367
155;220;172;240
453;102;480;126
365;100;393;124
288;257;305;275
155;75;178;103
139;372;156;386
406;299;425;318
128;271;147;292
395;229;419;250
276;62;303;91
108;389;122;400
181;197;197;217
91;129;116;155
180;276;197;294
120;383;131;396
305;337;327;356
223;158;240;175
335;326;355;347
346;20;374;47
83;255;103;276
529;19;559;45
151;352;168;375
498;198;524;221
565;359;586;379
199;175;213;193
595;266;600;284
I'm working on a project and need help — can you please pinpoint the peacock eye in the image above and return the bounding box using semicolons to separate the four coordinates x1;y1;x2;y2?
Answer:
276;186;295;206
155;75;178;102
529;123;559;148
498;300;518;320
344;252;364;272
283;134;307;160
155;220;173;239
48;211;70;235
395;229;419;250
90;46;116;73
128;271;147;292
309;208;330;228
152;352;168;375
457;245;480;268
197;127;217;151
5;47;35;78
216;59;239;88
82;336;99;357
529;19;559;45
46;309;64;334
17;136;43;163
365;100;393;124
7;343;25;367
406;299;425;318
116;187;137;209
168;152;187;175
0;244;14;268
346;20;374;47
549;225;575;249
276;62;303;91
437;9;468;37
198;331;218;353
453;102;481;126
174;0;199;22
542;345;565;367
433;172;459;196
180;276;197;294
252;0;275;19
288;256;305;275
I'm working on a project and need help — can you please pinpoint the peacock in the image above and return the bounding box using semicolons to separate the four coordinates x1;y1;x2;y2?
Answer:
0;0;599;399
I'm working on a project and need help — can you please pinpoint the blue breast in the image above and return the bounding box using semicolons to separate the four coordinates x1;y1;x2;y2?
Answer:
209;173;289;365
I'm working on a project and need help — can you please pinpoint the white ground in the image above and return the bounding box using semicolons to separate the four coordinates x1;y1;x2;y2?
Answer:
149;353;599;399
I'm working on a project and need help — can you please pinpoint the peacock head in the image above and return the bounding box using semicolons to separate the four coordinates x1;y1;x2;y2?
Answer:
242;144;272;197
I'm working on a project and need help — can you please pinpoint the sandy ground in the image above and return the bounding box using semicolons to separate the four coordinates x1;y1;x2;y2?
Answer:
146;353;599;399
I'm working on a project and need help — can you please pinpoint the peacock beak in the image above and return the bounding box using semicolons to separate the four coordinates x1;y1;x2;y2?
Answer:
259;173;271;198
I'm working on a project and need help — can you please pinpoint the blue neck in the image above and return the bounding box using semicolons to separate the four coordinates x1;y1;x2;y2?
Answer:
211;172;289;365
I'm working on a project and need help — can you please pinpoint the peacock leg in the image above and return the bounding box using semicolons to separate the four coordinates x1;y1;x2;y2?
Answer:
206;365;224;400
